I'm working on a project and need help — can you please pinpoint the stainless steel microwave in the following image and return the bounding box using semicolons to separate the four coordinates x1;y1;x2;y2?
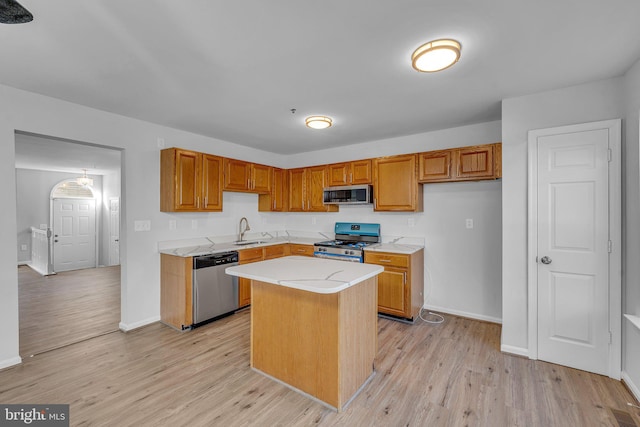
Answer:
323;185;373;205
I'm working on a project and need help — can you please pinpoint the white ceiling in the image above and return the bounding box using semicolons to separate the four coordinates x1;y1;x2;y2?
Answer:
14;132;121;175
3;0;640;157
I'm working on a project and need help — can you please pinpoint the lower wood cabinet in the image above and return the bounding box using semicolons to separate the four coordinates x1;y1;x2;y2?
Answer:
288;243;315;257
160;254;193;330
238;244;291;307
364;249;424;321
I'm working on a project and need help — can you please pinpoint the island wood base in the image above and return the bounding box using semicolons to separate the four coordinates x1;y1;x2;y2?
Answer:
250;277;378;411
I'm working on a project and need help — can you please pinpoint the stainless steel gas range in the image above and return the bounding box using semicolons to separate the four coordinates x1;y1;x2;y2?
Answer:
313;222;381;263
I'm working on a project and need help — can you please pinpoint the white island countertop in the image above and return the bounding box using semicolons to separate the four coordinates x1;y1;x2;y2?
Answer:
225;256;383;294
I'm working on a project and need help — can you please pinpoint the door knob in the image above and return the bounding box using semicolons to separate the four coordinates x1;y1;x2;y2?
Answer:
540;256;552;264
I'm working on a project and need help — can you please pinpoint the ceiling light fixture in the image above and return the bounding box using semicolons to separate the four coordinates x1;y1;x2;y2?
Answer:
0;0;33;24
305;116;333;130
76;169;94;187
411;39;461;73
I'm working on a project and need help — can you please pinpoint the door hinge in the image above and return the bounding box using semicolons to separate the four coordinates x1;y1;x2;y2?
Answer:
608;240;613;253
609;331;613;344
608;148;612;162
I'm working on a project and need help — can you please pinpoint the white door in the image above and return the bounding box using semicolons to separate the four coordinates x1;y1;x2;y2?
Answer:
531;121;619;376
53;198;96;272
109;197;120;266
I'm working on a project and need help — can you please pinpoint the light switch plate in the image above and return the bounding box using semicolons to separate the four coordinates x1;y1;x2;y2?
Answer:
466;218;474;229
134;220;151;232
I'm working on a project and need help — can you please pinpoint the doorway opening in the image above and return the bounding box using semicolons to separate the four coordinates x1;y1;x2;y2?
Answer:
15;131;123;357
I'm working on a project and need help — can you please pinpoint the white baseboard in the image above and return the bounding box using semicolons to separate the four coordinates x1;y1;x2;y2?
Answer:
119;316;160;332
423;304;502;324
500;344;530;358
0;356;22;370
17;261;29;266
622;371;640;403
25;262;47;276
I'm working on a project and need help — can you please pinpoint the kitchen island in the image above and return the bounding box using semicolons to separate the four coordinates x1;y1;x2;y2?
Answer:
225;256;383;411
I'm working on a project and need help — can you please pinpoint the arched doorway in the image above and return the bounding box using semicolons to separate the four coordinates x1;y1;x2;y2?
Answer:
50;179;97;272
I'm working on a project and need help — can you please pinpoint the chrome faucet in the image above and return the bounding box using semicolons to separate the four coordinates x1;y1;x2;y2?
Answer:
238;217;251;242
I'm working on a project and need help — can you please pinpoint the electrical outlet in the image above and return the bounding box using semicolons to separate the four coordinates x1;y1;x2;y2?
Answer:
408;218;415;227
311;217;317;225
169;220;177;230
191;219;198;230
466;218;474;229
134;220;151;232
21;244;27;251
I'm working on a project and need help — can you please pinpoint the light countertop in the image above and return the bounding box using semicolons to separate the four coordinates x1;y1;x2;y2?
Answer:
159;236;319;257
364;243;424;254
225;256;384;294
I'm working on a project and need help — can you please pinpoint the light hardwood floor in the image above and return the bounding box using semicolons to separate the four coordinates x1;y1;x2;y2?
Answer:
18;265;121;357
1;309;638;426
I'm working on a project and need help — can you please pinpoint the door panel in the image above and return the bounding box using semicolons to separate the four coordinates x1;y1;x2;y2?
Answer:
536;128;609;375
53;198;96;272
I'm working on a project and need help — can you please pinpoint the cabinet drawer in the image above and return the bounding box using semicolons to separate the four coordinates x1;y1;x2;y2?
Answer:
288;244;314;257
364;252;409;268
264;244;287;260
239;247;264;263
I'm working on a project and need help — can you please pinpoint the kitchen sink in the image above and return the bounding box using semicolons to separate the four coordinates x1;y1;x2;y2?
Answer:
233;240;266;246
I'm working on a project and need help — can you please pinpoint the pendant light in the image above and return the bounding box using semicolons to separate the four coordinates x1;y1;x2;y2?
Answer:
76;169;94;187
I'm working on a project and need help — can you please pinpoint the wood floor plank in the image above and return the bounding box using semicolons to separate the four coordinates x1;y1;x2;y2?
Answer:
18;265;121;357
2;307;639;426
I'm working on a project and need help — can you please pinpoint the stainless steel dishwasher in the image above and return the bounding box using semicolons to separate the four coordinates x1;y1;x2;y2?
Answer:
192;251;239;327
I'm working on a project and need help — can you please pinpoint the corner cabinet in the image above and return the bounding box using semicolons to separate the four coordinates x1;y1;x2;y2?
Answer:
364;249;424;321
373;154;423;212
258;167;288;212
418;143;502;183
287;166;338;212
160;148;223;212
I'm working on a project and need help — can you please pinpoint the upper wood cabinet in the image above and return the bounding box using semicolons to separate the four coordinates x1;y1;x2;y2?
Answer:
161;148;223;212
327;159;372;186
287;166;338;212
258;167;288;212
418;143;502;183
418;150;452;182
223;158;272;193
373;154;423;212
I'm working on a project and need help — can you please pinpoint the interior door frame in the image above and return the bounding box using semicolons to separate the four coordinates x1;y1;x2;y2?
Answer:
527;119;621;379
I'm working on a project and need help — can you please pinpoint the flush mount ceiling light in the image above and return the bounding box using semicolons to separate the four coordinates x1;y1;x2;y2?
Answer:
0;0;33;24
76;169;94;187
305;116;333;130
411;39;461;73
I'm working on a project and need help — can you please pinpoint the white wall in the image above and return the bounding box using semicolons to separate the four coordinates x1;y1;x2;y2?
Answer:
501;77;624;355
622;58;640;398
0;83;282;368
279;120;503;322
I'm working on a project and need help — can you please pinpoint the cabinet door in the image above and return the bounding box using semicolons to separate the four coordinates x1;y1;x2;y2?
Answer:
252;164;272;193
238;248;264;307
328;163;350;186
223;158;251;192
377;267;407;317
259;167;287;212
175;149;201;210
201;154;223;211
373;154;422;212
264;244;287;260
350;159;372;184
418;150;452;182
454;145;494;179
288;168;306;212
307;165;330;211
